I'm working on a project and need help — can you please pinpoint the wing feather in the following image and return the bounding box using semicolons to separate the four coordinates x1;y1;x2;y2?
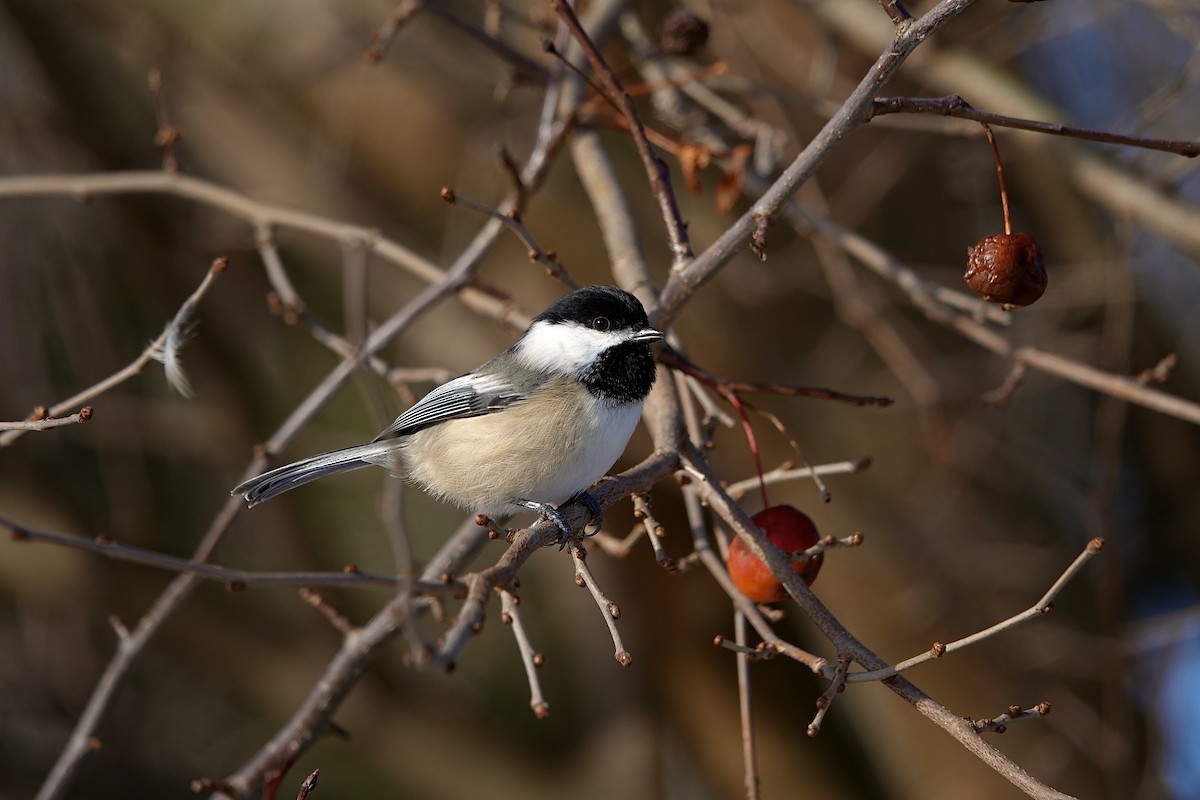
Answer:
372;374;524;441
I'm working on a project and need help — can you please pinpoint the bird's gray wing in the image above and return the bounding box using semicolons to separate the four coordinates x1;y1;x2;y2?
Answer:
372;373;524;441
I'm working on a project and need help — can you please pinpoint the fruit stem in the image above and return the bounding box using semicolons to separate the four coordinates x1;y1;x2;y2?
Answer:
727;390;770;509
982;123;1012;236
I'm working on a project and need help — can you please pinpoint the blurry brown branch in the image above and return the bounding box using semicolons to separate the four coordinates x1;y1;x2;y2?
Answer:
7;0;1175;797
33;256;481;800
2;515;450;593
366;0;548;81
878;0;913;25
724;458;871;501
552;0;693;269
0;172;524;328
734;611;761;800
656;0;981;324
147;66;182;173
819;0;1200;258
364;0;424;63
221;592;413;797
775;193;1200;427
661;347;895;408
438;185;580;288
872;95;1200;157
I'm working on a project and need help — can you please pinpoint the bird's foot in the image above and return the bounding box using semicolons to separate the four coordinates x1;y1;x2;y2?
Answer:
515;499;573;549
568;491;603;537
515;493;602;550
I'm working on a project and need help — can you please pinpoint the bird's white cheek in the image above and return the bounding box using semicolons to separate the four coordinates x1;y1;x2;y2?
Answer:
517;321;624;374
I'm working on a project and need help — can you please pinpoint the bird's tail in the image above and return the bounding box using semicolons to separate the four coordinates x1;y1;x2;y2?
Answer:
232;441;400;507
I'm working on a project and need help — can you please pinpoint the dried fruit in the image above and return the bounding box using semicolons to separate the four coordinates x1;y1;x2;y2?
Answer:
727;505;823;603
964;232;1047;309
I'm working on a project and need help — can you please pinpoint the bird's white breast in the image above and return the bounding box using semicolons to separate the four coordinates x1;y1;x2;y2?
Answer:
400;376;644;517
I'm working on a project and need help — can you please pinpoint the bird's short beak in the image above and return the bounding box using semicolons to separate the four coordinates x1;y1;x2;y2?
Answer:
633;327;664;343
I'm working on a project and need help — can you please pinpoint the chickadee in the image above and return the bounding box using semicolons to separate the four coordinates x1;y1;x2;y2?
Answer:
233;285;662;541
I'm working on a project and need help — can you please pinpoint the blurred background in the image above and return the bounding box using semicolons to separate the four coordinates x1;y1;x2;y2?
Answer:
2;0;1199;798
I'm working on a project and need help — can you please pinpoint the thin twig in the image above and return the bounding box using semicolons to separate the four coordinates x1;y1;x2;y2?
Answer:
657;0;982;324
631;492;674;570
2;515;444;592
147;67;182;173
0;171;523;329
661;347;894;408
680;442;1078;799
847;538;1105;683
298;589;357;636
439;186;580;288
0;406;92;432
872;95;1200;157
968;701;1053;735
364;0;424;63
772;188;1200;428
570;543;632;667
725;459;870;501
295;769;320;800
551;0;693;269
807;656;850;737
501;590;550;719
1;256;226;448
735;612;761;800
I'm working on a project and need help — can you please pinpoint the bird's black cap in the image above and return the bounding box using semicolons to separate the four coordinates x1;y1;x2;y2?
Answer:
533;285;651;332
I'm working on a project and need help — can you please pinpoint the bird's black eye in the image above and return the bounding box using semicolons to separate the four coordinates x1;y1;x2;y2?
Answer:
591;316;611;331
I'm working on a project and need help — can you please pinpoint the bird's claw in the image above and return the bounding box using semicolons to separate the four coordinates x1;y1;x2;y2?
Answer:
516;493;604;550
570;491;604;537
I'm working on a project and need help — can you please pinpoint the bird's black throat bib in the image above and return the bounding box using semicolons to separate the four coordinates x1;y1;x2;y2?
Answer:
579;341;657;405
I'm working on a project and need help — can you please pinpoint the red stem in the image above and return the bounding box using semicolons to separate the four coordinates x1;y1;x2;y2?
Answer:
726;390;770;509
982;124;1012;235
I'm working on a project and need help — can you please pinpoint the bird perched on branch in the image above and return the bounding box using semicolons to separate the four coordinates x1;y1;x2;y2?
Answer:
233;285;662;543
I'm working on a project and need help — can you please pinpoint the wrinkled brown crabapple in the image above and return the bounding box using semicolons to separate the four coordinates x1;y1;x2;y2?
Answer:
964;233;1047;309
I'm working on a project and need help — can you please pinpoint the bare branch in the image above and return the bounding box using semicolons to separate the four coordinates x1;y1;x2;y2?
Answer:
734;612;761;800
501;590;550;719
680;443;1079;800
657;0;981;324
807;656;850;737
438;186;580;289
551;0;693;269
872;95;1200;157
2;514;447;592
968;701;1053;735
570;542;632;667
1;256;225;448
0;406;92;432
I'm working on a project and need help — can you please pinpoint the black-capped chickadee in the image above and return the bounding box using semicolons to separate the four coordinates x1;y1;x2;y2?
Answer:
233;285;662;541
